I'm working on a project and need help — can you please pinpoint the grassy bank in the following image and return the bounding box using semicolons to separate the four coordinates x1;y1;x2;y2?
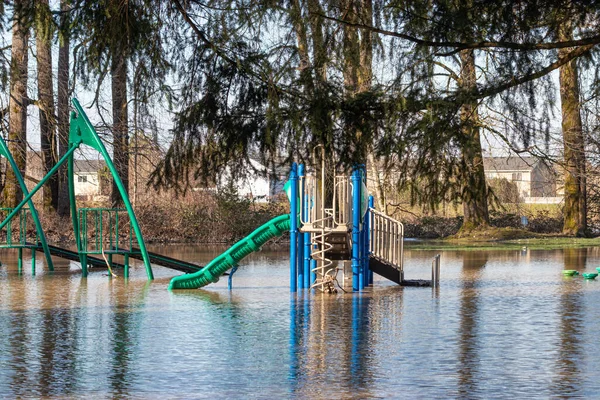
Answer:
407;236;600;251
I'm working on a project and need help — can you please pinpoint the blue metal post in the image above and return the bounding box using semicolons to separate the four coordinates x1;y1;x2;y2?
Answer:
368;196;374;285
228;265;238;290
351;167;361;291
290;163;298;292
361;217;368;288
302;173;311;289
297;164;305;289
359;208;365;290
310;258;317;286
303;231;311;288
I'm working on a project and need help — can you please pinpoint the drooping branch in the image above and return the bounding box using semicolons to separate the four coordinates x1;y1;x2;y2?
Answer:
318;12;600;53
403;44;595;112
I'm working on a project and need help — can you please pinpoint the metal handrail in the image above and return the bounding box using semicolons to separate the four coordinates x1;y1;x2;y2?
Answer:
0;207;35;247
79;207;133;254
368;207;404;272
333;175;350;226
300;175;351;232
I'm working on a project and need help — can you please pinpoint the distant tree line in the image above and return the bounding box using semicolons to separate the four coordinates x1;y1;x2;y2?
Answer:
0;0;599;237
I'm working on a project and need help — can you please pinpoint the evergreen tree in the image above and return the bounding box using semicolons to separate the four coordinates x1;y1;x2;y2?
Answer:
34;0;58;212
4;0;31;208
56;0;71;217
557;10;588;236
72;0;172;206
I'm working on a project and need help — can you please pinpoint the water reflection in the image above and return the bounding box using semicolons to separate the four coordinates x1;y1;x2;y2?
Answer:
7;282;29;397
37;276;79;396
2;246;600;397
107;280;149;398
551;248;586;398
457;251;488;397
0;275;154;398
288;289;401;398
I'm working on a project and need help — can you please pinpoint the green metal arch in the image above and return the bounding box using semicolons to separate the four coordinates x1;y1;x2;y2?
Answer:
68;98;153;280
0;136;54;271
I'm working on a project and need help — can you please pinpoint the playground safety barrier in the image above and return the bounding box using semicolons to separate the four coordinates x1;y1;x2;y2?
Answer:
368;208;404;273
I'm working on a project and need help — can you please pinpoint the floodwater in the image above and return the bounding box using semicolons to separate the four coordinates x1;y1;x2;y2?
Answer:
1;245;600;398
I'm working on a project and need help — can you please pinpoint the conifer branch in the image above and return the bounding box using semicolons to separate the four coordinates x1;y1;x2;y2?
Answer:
318;12;600;53
404;44;594;111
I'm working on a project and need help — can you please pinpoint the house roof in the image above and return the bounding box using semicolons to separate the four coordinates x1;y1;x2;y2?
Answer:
483;156;538;172
74;159;106;173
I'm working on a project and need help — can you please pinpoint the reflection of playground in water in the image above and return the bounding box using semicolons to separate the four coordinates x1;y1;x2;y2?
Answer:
289;288;403;397
0;277;150;397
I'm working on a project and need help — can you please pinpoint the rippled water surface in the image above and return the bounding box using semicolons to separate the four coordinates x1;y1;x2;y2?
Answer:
1;245;600;398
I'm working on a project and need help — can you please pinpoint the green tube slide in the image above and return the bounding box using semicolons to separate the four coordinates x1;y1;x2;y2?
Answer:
168;214;291;290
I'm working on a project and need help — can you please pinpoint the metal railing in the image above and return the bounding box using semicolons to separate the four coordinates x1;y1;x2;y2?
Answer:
0;207;36;247
333;175;351;226
79;208;133;254
368;208;404;272
300;175;351;232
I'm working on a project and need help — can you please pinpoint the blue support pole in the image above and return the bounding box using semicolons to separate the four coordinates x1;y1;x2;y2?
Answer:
303;191;311;289
228;265;238;290
359;210;365;290
361;191;368;287
297;164;305;289
368;196;375;285
289;163;299;292
351;167;361;292
310;258;317;286
361;218;367;289
301;166;311;289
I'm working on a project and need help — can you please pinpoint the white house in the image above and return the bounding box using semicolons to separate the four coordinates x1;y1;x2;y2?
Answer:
73;159;107;199
234;159;289;201
483;157;562;204
24;152;107;201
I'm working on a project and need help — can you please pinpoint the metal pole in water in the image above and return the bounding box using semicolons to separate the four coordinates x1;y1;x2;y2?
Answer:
303;191;311;289
431;254;441;287
297;164;305;289
351;167;361;292
18;248;22;274
124;254;130;279
289;163;298;292
359;211;365;291
31;248;36;275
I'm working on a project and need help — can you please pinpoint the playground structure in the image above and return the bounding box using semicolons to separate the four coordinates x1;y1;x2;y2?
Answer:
284;148;437;293
0;98;438;291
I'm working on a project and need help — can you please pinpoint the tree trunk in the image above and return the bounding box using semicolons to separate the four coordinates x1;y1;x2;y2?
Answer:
307;0;327;86
357;0;386;211
558;24;587;236
56;0;71;217
342;0;359;92
458;49;489;231
111;53;129;206
4;2;29;208
290;0;314;95
35;0;57;212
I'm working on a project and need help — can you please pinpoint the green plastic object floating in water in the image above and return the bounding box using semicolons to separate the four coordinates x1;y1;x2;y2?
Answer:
596;267;600;273
562;270;579;276
583;272;598;280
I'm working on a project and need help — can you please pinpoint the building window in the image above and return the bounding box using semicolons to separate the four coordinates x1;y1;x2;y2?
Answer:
512;172;522;181
78;175;88;183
